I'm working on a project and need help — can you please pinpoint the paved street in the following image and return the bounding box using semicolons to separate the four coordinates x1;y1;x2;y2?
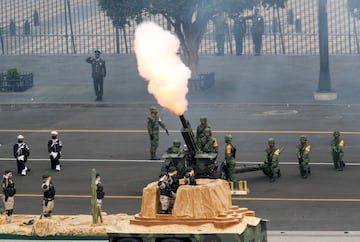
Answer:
1;55;360;241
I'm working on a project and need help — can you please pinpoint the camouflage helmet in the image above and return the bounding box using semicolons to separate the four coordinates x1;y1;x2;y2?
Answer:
333;131;340;136
149;106;157;113
173;139;181;147
204;127;211;136
300;135;307;142
268;138;275;144
224;134;232;141
200;116;207;122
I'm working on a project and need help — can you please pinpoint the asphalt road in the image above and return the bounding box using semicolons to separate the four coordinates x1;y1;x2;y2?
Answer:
0;103;360;232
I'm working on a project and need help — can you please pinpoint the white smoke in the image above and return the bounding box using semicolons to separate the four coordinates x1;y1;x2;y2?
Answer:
134;22;191;115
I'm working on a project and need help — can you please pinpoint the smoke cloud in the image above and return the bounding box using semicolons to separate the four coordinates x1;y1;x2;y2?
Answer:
134;22;191;115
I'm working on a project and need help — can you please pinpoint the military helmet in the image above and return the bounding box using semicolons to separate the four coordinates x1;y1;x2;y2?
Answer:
224;134;232;141
173;139;181;147
185;166;194;173
268;138;275;144
300;135;307;142
168;166;177;172
204;127;211;136
17;134;24;140
51;131;58;135
150;106;157;113
42;172;50;179
200;116;207;122
333;131;340;136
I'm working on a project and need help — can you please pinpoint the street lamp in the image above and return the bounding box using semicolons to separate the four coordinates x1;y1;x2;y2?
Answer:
314;0;337;101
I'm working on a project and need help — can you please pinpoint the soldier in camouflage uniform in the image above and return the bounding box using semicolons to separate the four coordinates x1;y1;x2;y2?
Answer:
331;131;345;171
166;139;182;154
199;128;218;153
224;134;236;182
158;166;177;214
86;50;106;101
196;116;212;143
147;106;169;160
296;135;311;178
264;138;281;182
2;170;16;223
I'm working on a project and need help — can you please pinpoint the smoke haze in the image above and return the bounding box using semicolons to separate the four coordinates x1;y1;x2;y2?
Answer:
134;22;191;115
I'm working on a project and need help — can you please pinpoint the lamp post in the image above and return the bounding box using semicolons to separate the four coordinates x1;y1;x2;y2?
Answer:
314;0;337;100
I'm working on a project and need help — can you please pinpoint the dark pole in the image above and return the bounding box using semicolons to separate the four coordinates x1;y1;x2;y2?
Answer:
64;0;69;54
317;0;331;92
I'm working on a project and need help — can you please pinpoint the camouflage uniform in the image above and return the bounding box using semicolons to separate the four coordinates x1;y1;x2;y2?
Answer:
184;166;197;186
264;138;281;182
96;173;105;209
331;131;345;171
199;128;218;153
296;135;311;178
2;171;16;223
224;134;236;182
86;50;106;101
41;173;55;218
196;116;212;143
166;140;182;154
147;106;168;160
158;166;177;214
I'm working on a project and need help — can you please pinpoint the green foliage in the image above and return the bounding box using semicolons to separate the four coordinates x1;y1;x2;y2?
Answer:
348;0;360;18
6;68;20;79
262;0;288;9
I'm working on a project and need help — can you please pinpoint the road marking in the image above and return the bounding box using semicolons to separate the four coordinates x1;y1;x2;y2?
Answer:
1;129;360;135
16;194;360;202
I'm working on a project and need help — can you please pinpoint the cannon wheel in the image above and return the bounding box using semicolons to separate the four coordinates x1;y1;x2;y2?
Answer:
212;161;229;180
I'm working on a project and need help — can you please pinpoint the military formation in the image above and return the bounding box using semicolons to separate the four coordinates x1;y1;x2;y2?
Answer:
147;106;346;185
0;106;346;220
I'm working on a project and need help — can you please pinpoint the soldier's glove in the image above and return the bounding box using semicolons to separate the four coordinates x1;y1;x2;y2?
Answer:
165;129;169;135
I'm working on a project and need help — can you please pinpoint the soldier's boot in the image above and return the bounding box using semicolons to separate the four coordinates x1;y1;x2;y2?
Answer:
338;162;344;171
161;210;167;214
277;169;281;178
21;168;27;176
56;164;61;171
270;176;276;182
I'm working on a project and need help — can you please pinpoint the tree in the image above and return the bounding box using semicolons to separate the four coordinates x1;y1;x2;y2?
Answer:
98;0;145;54
98;0;259;73
262;0;288;54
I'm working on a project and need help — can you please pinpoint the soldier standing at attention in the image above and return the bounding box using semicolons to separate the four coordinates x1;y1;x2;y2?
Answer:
41;173;55;218
200;128;218;154
224;134;236;182
233;15;247;56
331;131;345;171
213;12;227;56
86;50;106;101
2;170;16;223
48;131;62;171
296;135;311;178
147;106;169;160
264;138;281;182
249;8;264;56
196;116;212;143
13;135;30;176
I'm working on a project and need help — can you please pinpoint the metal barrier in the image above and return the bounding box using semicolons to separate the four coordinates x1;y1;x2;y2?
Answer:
0;0;359;55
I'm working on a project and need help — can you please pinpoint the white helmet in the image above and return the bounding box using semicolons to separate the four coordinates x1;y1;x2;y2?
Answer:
17;135;24;140
50;131;58;135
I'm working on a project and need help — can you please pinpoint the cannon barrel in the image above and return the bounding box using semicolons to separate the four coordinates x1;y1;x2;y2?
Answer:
178;115;200;156
234;164;263;173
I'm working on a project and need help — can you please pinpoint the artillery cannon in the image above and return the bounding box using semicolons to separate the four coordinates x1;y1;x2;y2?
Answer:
160;115;229;180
